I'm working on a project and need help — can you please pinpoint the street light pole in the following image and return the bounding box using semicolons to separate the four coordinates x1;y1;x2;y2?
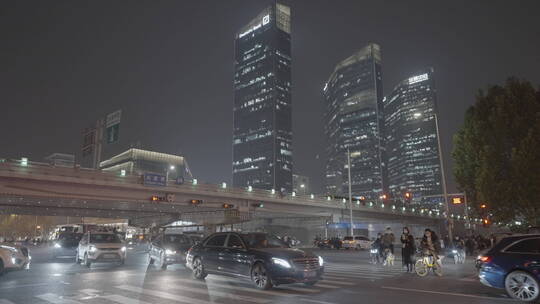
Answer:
347;148;354;237
434;114;452;242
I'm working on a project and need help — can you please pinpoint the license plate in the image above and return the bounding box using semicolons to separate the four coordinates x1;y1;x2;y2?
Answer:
304;271;317;278
103;254;116;259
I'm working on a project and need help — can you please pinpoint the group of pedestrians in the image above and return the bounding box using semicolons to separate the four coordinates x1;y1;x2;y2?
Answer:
371;227;442;273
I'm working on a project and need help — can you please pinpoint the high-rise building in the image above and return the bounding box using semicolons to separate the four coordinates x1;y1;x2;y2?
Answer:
384;68;442;201
323;43;385;200
233;3;292;192
292;174;310;196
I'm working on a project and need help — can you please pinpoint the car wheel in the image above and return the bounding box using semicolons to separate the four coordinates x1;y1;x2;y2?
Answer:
75;251;80;264
505;270;540;302
84;253;91;268
160;253;167;270
251;263;272;290
148;254;154;265
192;257;207;280
304;281;318;286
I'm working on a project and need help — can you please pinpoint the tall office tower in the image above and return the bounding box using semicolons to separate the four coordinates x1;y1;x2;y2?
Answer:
323;43;385;200
233;3;292;192
384;68;442;201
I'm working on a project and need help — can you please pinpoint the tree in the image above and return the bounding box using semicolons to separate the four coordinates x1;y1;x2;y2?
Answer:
452;78;540;226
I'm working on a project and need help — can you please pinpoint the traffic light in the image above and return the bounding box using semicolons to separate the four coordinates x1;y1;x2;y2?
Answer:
150;195;161;202
482;218;490;227
189;199;203;205
222;203;235;209
380;194;388;200
480;204;487;209
404;192;412;204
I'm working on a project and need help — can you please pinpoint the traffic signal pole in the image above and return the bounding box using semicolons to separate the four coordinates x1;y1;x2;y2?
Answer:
435;114;452;243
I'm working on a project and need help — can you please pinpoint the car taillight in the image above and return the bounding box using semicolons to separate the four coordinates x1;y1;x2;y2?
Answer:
478;255;491;263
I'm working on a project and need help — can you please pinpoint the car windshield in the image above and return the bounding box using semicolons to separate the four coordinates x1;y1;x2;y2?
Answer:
241;233;289;249
163;235;191;245
90;234;121;243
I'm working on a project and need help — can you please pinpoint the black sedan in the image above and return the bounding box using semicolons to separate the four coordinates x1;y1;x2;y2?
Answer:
186;232;324;290
148;233;197;270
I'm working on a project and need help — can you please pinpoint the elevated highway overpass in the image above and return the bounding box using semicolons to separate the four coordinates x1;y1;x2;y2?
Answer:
0;159;447;237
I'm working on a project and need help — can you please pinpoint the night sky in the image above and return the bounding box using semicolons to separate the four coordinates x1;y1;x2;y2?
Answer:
2;0;539;193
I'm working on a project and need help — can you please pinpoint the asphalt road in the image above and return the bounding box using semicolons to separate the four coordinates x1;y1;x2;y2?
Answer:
0;245;516;304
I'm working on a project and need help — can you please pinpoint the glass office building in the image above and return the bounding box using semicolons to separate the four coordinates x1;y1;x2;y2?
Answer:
384;68;442;201
233;3;292;192
323;43;385;200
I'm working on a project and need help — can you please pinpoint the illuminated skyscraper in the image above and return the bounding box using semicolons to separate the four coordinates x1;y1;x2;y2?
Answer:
233;3;292;192
323;44;385;200
384;68;442;200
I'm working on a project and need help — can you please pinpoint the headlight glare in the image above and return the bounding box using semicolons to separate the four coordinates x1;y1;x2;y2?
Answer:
54;243;61;248
89;245;97;253
165;249;176;255
272;258;291;268
121;246;127;252
318;256;324;266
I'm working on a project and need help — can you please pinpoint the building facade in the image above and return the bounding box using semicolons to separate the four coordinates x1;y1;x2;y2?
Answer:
292;174;310;196
232;3;292;192
384;68;442;201
323;43;385;201
100;148;191;181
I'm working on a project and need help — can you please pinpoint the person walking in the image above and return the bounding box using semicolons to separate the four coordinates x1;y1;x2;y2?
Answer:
400;227;416;272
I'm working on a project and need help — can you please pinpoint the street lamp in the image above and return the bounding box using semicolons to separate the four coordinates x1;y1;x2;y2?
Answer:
346;148;354;237
414;112;452;242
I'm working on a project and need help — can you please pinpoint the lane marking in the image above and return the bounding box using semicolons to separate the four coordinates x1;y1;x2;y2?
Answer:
102;294;153;304
0;283;50;290
116;285;215;304
381;286;511;301
311;283;341;289
320;279;355;286
118;283;268;304
0;300;16;304
165;278;297;297
35;293;83;304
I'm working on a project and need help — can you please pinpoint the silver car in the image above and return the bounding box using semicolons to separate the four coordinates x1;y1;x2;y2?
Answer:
76;232;126;268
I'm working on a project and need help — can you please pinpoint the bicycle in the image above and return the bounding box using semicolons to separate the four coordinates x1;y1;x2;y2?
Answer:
415;254;442;277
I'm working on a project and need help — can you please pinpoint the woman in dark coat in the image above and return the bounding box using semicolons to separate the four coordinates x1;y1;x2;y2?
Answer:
400;227;416;272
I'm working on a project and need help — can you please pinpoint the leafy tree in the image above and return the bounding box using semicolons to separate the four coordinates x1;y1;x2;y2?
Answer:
452;78;540;226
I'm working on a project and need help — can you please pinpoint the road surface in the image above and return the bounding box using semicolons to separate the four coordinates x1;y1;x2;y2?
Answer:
0;245;514;304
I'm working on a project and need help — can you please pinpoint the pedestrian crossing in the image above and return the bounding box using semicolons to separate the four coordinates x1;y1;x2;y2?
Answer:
2;263;407;304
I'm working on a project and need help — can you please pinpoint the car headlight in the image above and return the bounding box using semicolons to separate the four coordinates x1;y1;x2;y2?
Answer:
272;258;291;269
165;249;176;255
452;250;457;254
54;243;61;248
318;256;324;266
89;245;97;253
121;246;127;252
370;249;378;253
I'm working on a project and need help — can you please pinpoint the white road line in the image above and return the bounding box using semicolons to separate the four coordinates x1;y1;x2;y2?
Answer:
325;272;395;278
320;279;355;286
0;283;50;290
0;299;16;304
35;293;83;304
323;275;383;281
205;275;321;293
381;286;511;301
311;283;341;289
118;283;268;304
102;294;153;304
116;285;214;304
165;277;296;297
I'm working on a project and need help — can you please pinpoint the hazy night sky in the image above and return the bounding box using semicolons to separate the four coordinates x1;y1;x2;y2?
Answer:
1;0;539;193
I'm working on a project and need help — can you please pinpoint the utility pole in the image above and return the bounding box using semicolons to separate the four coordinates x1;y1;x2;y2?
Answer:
435;114;452;243
347;148;354;237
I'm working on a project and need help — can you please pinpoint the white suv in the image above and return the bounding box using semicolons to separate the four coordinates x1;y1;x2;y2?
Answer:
76;232;126;268
0;243;31;275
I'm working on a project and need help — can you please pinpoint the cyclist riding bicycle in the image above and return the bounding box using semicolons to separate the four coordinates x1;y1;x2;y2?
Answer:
420;229;441;265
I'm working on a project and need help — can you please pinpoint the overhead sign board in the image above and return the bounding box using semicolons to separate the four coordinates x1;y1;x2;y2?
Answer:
143;173;167;187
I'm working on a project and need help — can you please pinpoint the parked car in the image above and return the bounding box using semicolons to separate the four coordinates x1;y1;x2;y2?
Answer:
478;234;540;302
0;243;31;275
342;236;371;250
76;232;126;268
148;233;198;270
53;232;82;258
186;232;324;290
